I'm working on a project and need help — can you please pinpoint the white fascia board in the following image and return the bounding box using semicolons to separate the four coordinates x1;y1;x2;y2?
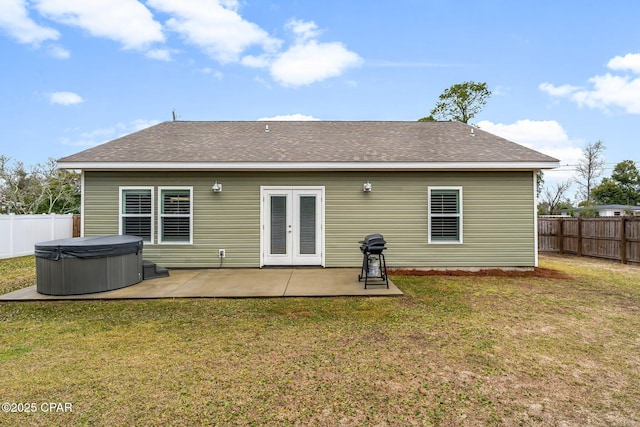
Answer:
58;161;560;171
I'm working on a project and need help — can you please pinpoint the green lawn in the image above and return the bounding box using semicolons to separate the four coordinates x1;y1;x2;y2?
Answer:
1;254;639;426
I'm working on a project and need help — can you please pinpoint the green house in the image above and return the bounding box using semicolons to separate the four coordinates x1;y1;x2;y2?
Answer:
58;121;559;269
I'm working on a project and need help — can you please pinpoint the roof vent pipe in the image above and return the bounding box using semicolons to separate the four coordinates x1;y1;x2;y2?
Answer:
265;124;269;133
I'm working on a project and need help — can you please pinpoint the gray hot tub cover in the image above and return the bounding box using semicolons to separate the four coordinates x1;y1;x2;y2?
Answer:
35;235;143;260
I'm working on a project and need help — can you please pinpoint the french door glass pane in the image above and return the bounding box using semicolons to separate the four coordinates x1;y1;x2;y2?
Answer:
299;196;316;254
270;196;287;254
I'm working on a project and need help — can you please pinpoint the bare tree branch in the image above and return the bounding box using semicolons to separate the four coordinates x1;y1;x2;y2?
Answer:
575;140;606;204
540;180;573;215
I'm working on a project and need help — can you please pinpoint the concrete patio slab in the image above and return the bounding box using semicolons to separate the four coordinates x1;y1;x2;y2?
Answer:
285;268;397;296
0;268;402;301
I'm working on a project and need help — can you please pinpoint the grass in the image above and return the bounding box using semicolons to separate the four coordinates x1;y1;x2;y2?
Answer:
0;254;639;426
0;255;37;295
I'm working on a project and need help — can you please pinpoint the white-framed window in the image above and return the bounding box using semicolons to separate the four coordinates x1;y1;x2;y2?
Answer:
428;186;463;244
158;187;193;244
119;187;154;244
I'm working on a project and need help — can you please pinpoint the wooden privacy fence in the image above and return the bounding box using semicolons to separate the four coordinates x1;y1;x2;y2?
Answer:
538;217;640;265
72;214;81;237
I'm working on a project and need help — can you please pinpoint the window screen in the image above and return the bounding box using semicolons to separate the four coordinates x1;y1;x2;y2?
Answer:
429;188;462;243
121;189;152;243
160;188;192;243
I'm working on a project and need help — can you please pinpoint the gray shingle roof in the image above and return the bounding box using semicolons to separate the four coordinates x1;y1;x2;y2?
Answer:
58;121;559;166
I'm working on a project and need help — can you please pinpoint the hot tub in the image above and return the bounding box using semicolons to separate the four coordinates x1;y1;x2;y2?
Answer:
35;235;143;296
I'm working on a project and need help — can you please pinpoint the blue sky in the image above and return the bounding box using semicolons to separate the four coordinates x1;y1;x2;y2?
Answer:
1;0;639;198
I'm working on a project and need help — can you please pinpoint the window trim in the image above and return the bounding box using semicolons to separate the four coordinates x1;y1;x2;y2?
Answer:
158;186;193;245
428;186;463;244
119;186;154;244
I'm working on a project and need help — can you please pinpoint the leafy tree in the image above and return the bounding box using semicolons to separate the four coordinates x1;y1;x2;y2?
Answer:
610;159;640;198
592;159;640;205
0;156;80;214
33;159;81;214
428;81;491;123
591;178;627;205
575;140;606;204
0;155;34;214
578;206;599;217
536;171;545;196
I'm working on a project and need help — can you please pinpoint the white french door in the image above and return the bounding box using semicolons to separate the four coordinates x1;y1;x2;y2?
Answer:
261;186;324;266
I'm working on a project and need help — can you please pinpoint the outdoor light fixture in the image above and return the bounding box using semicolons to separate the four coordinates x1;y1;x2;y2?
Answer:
212;181;222;192
363;181;372;192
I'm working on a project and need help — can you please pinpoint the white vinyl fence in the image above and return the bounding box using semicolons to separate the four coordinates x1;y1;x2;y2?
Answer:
0;214;74;259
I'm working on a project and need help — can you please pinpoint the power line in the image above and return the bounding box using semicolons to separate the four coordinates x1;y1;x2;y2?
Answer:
547;160;640;173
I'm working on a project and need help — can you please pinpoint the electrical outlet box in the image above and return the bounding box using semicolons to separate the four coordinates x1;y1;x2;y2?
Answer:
218;249;225;258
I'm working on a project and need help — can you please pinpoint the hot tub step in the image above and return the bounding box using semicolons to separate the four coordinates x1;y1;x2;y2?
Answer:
143;260;170;280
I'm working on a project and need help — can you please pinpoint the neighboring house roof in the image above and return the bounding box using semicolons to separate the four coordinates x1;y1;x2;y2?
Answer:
565;205;640;212
58;121;559;171
594;205;640;211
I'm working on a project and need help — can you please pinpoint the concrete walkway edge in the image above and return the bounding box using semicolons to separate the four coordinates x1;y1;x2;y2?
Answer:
0;268;402;301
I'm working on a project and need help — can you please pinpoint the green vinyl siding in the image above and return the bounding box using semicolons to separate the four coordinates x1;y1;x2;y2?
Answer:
83;170;536;268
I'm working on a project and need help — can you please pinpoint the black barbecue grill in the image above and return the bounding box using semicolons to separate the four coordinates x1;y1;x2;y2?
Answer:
358;234;389;288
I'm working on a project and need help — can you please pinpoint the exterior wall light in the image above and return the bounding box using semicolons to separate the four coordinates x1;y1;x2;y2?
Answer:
212;181;223;192
363;181;372;192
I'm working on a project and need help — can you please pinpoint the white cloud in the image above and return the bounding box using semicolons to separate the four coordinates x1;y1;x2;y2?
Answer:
539;82;581;97
270;40;362;87
257;114;320;121
367;60;462;68
2;1;361;87
241;54;272;68
33;0;164;50
540;52;640;114
145;48;172;61
573;73;640;113
147;0;281;63
0;0;59;45
269;20;362;87
60;125;117;147
607;53;640;73
243;19;362;87
253;76;272;90
49;91;83;105
286;18;321;43
61;119;159;147
47;43;70;58
477;119;582;182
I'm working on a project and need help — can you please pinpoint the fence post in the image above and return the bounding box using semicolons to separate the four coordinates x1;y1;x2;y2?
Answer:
50;213;56;240
577;217;582;257
620;217;627;264
9;213;15;258
73;215;81;238
558;218;564;254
